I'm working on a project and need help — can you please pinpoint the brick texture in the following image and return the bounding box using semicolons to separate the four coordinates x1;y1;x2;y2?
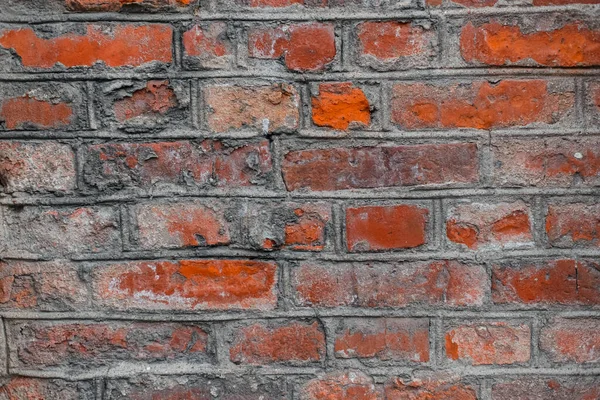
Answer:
0;0;598;395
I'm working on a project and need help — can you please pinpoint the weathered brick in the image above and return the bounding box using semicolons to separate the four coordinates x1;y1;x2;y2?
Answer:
65;0;194;12
541;318;600;363
311;82;371;130
546;202;600;248
0;141;76;193
0;377;95;400
446;201;534;250
0;261;87;311
492;137;600;187
0;24;173;69
300;371;382;400
333;318;429;362
346;204;429;251
205;84;300;134
391;80;574;130
292;261;487;308
533;0;600;4
356;21;437;70
83;140;272;191
92;259;277;310
133;201;232;250
491;377;600;400
2;206;121;257
0;83;87;130
282;143;479;191
183;23;234;69
461;20;600;67
385;373;478;400
229;320;325;365
585;80;600;127
9;320;211;369
445;321;531;365
492;259;600;306
248;23;336;71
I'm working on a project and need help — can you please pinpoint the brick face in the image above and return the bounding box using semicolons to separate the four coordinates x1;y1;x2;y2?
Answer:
1;0;597;393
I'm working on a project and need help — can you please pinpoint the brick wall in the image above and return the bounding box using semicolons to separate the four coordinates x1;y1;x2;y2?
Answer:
0;0;599;398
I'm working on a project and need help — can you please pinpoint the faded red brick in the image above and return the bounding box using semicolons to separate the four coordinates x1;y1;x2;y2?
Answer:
205;84;300;133
334;318;429;362
541;318;600;363
311;82;371;130
0;141;76;193
446;201;533;250
65;0;192;11
293;261;487;308
113;80;178;122
461;21;600;67
229;320;325;365
346;204;429;251
134;202;231;250
9;321;210;369
301;371;382;400
445;322;531;365
546;203;600;247
282;143;478;191
492;259;600;306
183;23;233;69
491;378;600;400
356;21;436;68
492;137;600;187
0;377;94;400
83;140;272;191
385;373;478;400
248;23;336;71
0;24;172;68
0;261;87;311
92;259;277;310
1;96;73;129
392;80;574;130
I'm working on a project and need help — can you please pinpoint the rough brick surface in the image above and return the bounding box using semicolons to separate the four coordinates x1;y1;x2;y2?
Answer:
1;0;598;394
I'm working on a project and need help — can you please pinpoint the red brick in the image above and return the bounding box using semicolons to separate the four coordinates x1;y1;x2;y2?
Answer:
445;322;531;365
9;321;210;369
182;23;234;69
282;143;478;191
205;84;300;133
134;202;231;250
83;140;272;191
229;320;325;365
1;97;72;129
346;204;429;251
540;318;600;363
0;141;76;193
385;373;478;400
65;0;193;11
492;259;600;306
492;137;600;187
446;201;533;250
0;24;172;68
546;203;600;248
586;81;600;126
92;259;277;310
113;80;178;122
3;206;121;257
461;21;600;67
491;378;600;400
311;82;371;130
356;21;436;68
0;377;95;400
301;371;382;400
292;261;487;308
392;80;574;130
248;23;336;71
333;318;429;362
0;261;88;311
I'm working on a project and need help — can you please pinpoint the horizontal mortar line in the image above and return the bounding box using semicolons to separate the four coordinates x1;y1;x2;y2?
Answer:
1;187;600;206
0;4;598;23
2;309;600;321
0;67;600;82
9;365;600;381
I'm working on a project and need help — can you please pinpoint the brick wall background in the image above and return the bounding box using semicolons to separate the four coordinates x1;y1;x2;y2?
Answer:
0;0;599;398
